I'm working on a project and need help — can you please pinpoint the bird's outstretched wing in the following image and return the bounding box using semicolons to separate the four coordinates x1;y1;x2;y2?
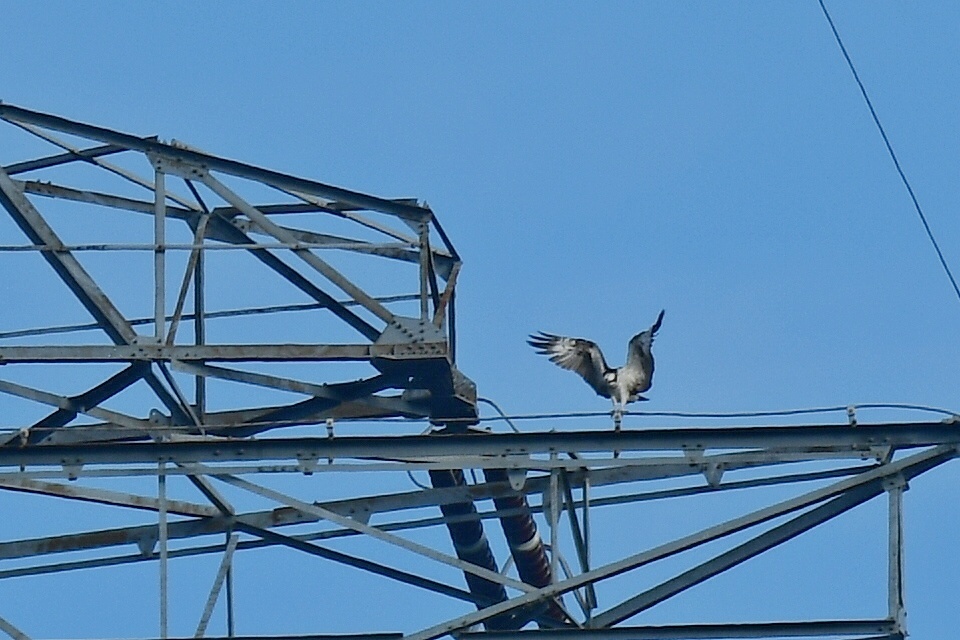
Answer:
528;332;611;397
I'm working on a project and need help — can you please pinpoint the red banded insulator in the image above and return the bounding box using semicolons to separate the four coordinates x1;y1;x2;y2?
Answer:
484;468;569;626
429;469;521;630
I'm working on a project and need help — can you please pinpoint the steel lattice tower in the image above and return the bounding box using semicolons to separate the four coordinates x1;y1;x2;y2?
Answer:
0;105;955;640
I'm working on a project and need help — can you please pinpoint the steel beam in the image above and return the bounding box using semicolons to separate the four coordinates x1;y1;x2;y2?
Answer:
0;103;431;222
0;478;219;517
215;474;539;595
158;464;169;639
18;178;193;215
0;168;136;344
0;615;30;640
199;172;397;326
194;534;238;638
0;343;425;363
1;424;956;470
4;363;147;446
0;377;157;434
169;362;419;418
2;142;132;175
8;122;199;210
201;213;382;342
403;447;955;640
887;478;906;632
591;483;883;626
462;619;897;638
0;459;872;564
234;522;483;607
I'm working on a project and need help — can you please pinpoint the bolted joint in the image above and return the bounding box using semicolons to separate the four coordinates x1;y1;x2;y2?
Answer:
882;473;909;493
147;152;208;181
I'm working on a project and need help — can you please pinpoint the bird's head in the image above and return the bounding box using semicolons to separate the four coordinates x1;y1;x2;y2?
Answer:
650;309;665;337
630;309;665;355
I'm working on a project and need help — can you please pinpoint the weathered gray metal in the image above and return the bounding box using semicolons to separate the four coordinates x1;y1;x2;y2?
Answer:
0;104;473;435
0;104;953;640
1;423;957;469
461;620;898;639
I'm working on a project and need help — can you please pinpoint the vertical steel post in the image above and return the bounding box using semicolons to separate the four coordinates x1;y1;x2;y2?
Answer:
887;476;907;633
418;222;430;322
449;289;457;363
583;471;594;622
549;462;560;583
158;462;169;639
225;535;235;638
194;239;206;419
154;169;166;341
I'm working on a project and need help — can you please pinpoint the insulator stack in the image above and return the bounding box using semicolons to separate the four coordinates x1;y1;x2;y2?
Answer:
428;469;520;630
483;468;570;626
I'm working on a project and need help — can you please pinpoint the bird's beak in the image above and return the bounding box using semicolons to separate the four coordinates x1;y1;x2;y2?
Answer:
651;309;665;334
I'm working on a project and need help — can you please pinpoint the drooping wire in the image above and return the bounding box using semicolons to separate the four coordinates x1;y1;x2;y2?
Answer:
406;423;436;489
477;397;521;433
817;0;960;304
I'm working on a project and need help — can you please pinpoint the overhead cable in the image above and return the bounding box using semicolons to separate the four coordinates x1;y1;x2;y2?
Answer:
817;0;960;304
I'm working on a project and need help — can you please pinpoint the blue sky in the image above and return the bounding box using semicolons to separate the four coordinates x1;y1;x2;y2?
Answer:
1;2;959;638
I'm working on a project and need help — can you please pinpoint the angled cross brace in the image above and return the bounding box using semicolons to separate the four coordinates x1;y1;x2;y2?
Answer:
171;362;427;420
0;377;157;433
0;168;190;424
194;533;238;638
212;473;541;596
0;168;136;344
0;615;31;640
199;211;381;342
5;363;148;446
0;478;219;518
196;170;397;326
560;469;597;612
403;446;956;640
2;141;133;175
591;481;885;625
235;521;482;606
14;175;457;280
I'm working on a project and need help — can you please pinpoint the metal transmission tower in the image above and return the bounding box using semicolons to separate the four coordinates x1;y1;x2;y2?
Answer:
0;105;957;640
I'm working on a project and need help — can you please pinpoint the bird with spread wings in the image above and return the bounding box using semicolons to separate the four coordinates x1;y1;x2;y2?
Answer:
528;310;665;422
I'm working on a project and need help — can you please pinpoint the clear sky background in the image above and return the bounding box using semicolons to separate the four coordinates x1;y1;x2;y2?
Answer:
1;2;959;638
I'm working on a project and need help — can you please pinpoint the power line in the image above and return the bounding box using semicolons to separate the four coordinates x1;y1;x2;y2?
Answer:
817;0;960;304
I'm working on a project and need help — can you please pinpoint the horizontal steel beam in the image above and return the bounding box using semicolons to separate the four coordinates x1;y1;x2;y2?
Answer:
1;423;956;469
15;181;454;275
0;458;873;564
137;636;403;640
463;619;897;639
0;342;446;363
0;103;430;222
